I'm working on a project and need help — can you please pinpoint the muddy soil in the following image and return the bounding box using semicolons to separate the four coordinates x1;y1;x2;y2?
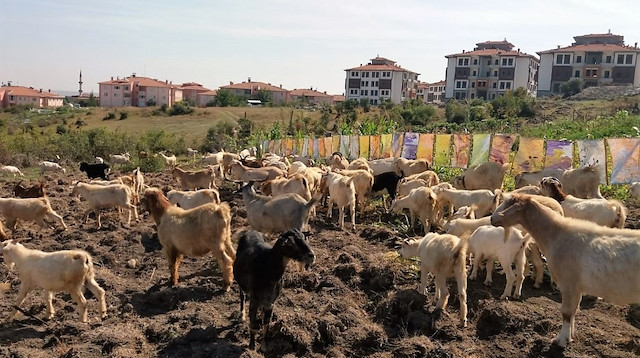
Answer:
0;171;639;358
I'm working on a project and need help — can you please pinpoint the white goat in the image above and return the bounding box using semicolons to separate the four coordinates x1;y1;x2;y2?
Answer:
157;152;177;167
0;197;67;231
468;226;531;300
0;165;24;177
0;239;106;323
109;153;131;166
335;169;374;211
451;162;508;191
400;233;468;327
323;172;356;230
390;187;438;233
38;161;66;175
167;189;221;210
540;177;626;228
71;182;138;228
491;195;640;347
187;148;199;159
433;187;498;218
94;156;104;164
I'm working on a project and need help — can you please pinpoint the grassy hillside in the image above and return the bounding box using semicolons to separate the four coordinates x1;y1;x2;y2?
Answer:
0;106;323;144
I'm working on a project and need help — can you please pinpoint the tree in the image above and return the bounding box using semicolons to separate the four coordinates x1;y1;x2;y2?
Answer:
445;100;468;124
86;93;99;107
255;89;273;104
560;79;584;98
358;98;371;112
214;89;235;107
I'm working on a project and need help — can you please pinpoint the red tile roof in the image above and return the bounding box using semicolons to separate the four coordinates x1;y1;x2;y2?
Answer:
429;80;446;86
220;81;288;92
332;95;345;102
345;63;418;73
538;43;640;54
98;79;130;85
197;90;218;96
180;85;210;91
99;76;175;88
289;89;331;97
446;48;537;59
574;33;621;38
0;86;63;98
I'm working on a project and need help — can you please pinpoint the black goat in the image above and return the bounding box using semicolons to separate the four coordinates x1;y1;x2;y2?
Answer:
233;229;315;350
371;171;402;211
79;162;111;180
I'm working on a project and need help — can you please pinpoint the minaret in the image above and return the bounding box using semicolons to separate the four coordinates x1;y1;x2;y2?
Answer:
78;70;83;96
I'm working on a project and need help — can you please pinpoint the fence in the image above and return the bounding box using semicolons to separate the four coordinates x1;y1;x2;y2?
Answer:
262;133;640;184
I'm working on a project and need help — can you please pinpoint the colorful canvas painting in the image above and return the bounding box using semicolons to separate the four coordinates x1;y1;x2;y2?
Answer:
339;135;350;156
451;134;471;168
513;137;545;173
312;138;319;159
608;138;640;184
381;134;393;158
434;134;451;167
370;135;381;159
332;136;340;154
576;139;606;184
469;134;491;167
489;134;516;165
323;137;332;158
359;136;370;160
401;132;419;159
301;138;309;157
416;133;434;163
349;135;359;159
392;132;404;158
544;140;573;170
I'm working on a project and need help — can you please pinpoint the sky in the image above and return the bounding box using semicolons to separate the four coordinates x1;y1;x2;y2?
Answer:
1;0;640;96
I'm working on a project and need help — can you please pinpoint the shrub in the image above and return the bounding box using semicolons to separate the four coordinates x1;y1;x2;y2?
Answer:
560;79;583;98
119;111;128;120
103;112;116;120
169;101;194;116
445;100;467;124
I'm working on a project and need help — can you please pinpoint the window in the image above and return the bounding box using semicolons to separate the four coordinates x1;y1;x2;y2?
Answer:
472;70;476;76
508;58;513;66
586;68;598;78
626;54;633;64
473;59;478;65
364;90;368;96
617;55;624;64
606;56;612;63
575;70;580;77
360;90;364;95
351;71;358;76
493;71;498;77
506;82;511;89
495;59;499;65
103;93;108;96
114;93;118;97
471;82;475;88
455;80;467;89
556;54;562;64
576;55;582;63
604;70;610;78
114;86;120;90
492;82;497;88
499;82;505;90
502;58;508;66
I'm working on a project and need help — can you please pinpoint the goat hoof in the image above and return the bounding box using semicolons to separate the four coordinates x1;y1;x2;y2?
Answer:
483;281;492;287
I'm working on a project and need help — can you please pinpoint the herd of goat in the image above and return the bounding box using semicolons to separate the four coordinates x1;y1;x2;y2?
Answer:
0;148;639;351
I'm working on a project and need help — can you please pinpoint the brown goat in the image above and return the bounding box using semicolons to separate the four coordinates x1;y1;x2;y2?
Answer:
13;181;46;198
142;188;235;289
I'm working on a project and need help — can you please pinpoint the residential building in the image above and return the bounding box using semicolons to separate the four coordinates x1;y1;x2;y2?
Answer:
219;78;289;105
289;88;333;105
427;80;446;104
99;74;183;108
344;56;420;105
416;82;429;102
445;40;539;100
537;32;640;96
0;85;64;108
197;90;217;107
180;82;210;106
331;95;345;105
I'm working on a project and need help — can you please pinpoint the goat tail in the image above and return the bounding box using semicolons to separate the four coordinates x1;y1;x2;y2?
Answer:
452;239;468;273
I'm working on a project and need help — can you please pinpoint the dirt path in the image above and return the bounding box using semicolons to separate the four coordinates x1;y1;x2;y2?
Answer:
0;171;639;358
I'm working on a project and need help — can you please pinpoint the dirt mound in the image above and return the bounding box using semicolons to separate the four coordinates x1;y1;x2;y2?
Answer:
1;170;639;357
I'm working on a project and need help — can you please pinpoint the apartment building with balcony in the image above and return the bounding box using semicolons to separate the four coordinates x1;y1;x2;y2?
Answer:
99;74;183;108
219;78;289;105
427;80;446;104
537;32;640;96
445;40;539;100
0;85;64;108
344;56;419;105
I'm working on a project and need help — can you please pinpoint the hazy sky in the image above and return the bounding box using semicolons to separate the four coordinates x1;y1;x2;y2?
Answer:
1;0;639;95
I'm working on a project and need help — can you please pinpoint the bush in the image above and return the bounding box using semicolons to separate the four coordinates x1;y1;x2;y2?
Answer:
136;156;165;173
119;111;128;120
560;79;584;98
445;101;467;124
103;112;116;120
169;101;194;116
